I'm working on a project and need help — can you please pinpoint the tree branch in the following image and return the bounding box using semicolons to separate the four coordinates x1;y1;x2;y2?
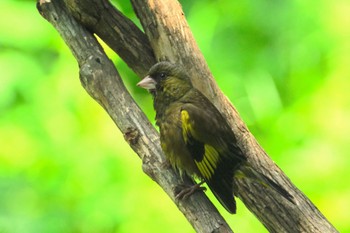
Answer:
63;0;155;77
37;0;338;232
37;0;233;232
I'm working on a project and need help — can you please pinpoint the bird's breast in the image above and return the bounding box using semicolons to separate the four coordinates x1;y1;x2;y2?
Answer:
157;105;199;177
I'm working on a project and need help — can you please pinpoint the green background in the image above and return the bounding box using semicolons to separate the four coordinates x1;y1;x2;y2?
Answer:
1;0;349;232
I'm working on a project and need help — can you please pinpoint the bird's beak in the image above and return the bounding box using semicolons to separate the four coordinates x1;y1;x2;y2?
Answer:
137;75;157;90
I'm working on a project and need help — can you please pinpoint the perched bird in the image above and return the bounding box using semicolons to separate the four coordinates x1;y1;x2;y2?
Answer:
137;61;293;214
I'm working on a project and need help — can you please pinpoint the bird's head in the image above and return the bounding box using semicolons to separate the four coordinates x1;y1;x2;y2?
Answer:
137;62;193;101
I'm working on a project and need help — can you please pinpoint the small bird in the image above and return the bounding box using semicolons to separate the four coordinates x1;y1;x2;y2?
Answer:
137;61;293;214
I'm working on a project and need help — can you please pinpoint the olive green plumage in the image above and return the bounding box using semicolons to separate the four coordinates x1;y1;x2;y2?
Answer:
137;61;293;214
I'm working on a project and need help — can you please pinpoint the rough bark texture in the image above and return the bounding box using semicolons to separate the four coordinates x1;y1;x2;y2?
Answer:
37;1;233;232
37;0;338;232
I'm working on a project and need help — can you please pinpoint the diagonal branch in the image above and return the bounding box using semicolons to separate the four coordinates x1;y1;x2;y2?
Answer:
37;0;233;232
63;0;155;77
130;2;338;232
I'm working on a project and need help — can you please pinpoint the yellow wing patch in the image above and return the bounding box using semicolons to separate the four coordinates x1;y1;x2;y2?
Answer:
181;109;220;180
196;145;220;179
181;110;191;144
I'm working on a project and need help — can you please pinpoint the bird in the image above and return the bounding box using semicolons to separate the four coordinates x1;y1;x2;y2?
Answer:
137;61;294;214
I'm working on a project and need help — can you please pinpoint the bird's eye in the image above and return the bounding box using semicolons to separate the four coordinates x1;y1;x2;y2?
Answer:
159;73;166;79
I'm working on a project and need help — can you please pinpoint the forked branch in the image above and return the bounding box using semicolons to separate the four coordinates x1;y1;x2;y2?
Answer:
37;0;338;232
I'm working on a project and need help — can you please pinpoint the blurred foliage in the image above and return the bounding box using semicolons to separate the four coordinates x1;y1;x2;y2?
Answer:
0;0;349;232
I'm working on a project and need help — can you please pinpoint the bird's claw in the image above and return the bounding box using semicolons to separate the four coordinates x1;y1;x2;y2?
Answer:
174;182;207;200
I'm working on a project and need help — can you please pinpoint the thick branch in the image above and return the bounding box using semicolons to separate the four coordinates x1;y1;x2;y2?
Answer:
131;1;338;232
63;0;155;77
37;0;233;232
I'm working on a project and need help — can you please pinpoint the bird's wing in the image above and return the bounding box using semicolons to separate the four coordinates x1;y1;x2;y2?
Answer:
180;102;245;214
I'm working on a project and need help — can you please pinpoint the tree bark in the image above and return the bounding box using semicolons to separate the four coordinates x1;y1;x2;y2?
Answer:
37;1;233;232
37;0;338;232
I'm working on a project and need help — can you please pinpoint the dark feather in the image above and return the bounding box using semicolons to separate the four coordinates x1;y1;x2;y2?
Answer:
180;102;246;213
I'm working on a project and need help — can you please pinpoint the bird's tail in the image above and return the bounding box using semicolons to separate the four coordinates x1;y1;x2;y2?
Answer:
235;164;295;204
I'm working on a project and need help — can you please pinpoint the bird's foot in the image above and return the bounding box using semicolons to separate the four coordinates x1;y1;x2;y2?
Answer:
174;181;206;200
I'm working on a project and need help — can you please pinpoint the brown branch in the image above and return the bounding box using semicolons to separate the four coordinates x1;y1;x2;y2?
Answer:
37;0;338;232
37;0;233;232
63;0;155;77
130;2;338;232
